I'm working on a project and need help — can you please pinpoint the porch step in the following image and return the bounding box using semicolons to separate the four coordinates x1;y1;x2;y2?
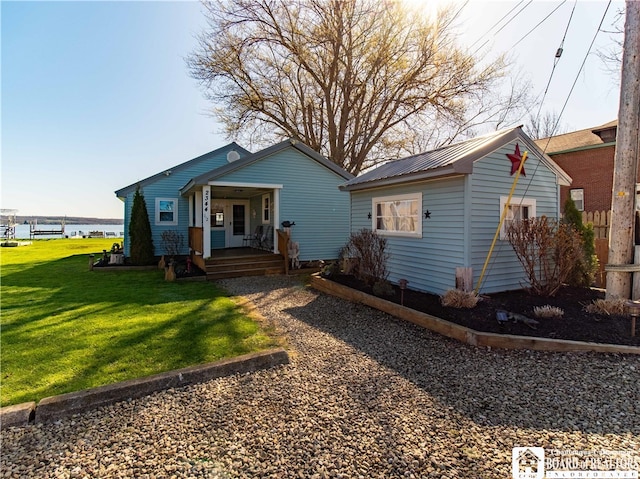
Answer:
205;253;285;280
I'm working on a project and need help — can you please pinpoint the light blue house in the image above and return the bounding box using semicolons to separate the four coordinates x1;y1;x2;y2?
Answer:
340;127;572;295
116;139;353;273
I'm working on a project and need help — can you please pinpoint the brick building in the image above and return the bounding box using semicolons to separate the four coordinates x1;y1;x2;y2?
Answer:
534;120;621;212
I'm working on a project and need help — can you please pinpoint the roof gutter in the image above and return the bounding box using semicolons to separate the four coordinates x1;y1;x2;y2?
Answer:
544;141;616;156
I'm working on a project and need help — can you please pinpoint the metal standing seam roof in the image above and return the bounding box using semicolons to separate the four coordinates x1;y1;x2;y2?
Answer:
340;126;572;190
341;127;513;189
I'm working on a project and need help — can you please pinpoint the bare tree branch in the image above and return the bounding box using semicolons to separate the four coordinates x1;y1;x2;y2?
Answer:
188;0;531;174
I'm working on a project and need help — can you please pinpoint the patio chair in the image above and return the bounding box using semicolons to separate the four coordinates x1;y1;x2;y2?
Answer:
260;225;274;251
244;225;263;248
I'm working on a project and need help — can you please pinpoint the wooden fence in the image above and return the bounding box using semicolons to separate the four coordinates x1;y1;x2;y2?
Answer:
582;210;610;239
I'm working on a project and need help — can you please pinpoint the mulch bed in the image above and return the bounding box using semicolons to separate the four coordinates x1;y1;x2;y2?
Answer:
329;274;640;347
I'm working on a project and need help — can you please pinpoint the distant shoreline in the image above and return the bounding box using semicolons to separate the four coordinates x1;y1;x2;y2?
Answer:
1;216;123;225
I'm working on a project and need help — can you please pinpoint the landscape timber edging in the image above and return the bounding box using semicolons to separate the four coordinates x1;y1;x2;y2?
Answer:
1;348;289;429
0;402;36;429
309;273;640;355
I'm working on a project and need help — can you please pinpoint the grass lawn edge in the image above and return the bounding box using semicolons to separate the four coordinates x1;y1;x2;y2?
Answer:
1;348;289;429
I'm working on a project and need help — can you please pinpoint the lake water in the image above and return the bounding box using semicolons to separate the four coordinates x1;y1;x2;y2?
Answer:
7;224;125;240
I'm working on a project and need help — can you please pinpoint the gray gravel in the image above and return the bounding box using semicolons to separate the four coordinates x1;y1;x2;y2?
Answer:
2;275;639;478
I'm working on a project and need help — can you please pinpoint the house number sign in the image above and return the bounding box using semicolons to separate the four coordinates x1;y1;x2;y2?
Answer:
203;188;210;227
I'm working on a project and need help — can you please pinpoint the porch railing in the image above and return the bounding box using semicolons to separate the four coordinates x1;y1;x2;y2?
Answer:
189;226;204;254
189;226;205;271
277;229;290;275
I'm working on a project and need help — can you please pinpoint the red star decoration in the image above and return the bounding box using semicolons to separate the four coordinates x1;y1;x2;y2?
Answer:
507;143;526;176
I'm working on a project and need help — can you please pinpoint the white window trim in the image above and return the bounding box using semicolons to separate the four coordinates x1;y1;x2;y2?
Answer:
500;196;536;240
372;192;422;238
262;193;271;224
155;197;178;226
570;188;584;211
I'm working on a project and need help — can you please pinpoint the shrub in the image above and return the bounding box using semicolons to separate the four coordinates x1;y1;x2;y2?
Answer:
584;298;626;316
506;216;583;296
563;197;598;286
533;305;564;319
161;230;184;258
341;229;389;286
372;279;395;297
440;289;479;308
129;186;155;265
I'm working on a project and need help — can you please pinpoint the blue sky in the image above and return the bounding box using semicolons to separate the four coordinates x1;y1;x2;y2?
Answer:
1;0;624;219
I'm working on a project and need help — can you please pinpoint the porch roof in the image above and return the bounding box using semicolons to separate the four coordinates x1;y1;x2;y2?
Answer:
179;139;353;196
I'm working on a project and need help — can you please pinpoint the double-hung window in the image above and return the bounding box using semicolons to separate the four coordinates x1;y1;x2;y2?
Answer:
262;194;270;224
372;193;422;238
500;196;536;240
570;188;584;211
155;198;178;226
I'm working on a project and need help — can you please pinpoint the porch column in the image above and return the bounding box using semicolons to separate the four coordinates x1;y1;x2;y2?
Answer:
194;191;203;227
273;188;280;254
202;186;211;259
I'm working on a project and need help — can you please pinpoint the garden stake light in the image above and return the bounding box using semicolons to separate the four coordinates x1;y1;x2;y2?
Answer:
625;300;640;337
398;279;408;305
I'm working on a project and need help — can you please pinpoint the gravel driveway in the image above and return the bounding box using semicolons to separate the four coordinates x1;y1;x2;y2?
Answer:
2;276;639;478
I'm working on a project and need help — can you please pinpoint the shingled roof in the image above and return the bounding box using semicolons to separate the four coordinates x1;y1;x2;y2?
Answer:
534;120;618;154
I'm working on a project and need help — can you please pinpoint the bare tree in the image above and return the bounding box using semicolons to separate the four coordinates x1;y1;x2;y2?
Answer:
188;0;530;174
524;110;569;140
597;7;624;82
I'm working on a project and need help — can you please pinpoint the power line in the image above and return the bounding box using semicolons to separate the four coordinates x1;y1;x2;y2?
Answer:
507;1;568;53
531;0;577;129
475;0;613;293
467;0;526;50
470;1;533;56
541;0;612;152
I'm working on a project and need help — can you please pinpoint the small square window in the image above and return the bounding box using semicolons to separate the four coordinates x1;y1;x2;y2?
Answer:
570;188;584;211
155;198;178;226
500;196;536;240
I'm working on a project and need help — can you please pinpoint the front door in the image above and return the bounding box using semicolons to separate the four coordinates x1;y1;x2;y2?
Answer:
226;201;249;248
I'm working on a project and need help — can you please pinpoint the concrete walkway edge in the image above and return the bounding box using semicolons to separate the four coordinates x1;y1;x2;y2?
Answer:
1;348;289;429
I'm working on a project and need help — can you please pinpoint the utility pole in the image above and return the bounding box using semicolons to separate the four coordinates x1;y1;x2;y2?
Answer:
606;0;640;300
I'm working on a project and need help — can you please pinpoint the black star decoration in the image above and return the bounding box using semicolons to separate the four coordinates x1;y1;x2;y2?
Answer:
367;212;372;219
424;210;431;219
507;143;526;176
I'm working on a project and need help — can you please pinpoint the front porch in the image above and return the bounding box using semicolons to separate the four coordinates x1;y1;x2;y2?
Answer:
189;230;294;280
203;247;285;280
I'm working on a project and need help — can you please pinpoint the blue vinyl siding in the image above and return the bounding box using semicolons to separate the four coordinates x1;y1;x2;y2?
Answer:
219;149;351;260
347;139;563;295
350;177;466;294
470;141;560;293
211;230;225;249
121;147;237;257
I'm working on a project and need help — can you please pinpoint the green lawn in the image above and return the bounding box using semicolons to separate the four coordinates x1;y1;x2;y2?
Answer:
0;239;280;407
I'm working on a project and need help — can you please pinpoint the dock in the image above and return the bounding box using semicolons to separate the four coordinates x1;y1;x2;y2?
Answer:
30;219;65;239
